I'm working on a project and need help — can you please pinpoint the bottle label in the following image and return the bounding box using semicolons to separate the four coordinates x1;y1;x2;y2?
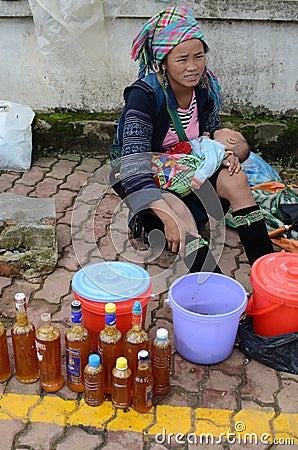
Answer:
71;310;82;324
106;312;116;327
131;313;142;328
146;385;153;406
85;378;100;391
66;346;81;382
35;340;46;361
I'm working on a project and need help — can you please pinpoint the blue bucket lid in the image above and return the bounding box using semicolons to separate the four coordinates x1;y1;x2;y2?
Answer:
72;261;151;303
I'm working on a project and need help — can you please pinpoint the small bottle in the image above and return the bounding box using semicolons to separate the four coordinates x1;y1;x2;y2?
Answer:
133;350;153;412
151;328;171;396
84;354;104;406
11;293;39;384
112;356;132;409
65;300;91;392
0;321;11;383
98;303;123;394
123;301;149;381
35;312;64;392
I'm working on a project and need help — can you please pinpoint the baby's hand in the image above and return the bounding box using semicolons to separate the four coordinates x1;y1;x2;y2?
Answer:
190;177;203;190
202;131;211;138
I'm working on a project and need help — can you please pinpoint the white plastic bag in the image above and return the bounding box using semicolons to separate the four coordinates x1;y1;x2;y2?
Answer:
0;101;35;172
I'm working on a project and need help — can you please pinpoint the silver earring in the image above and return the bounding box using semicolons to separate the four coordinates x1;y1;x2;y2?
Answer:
152;60;160;73
162;66;168;89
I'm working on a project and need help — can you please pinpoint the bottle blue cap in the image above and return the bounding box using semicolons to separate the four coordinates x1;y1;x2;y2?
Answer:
89;354;100;367
132;300;142;315
72;261;151;303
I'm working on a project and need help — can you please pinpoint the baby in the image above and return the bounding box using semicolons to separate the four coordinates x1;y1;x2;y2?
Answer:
152;128;250;197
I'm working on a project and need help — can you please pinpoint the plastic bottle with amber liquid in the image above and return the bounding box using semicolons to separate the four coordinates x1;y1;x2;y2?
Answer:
98;303;123;394
111;356;132;409
35;312;64;392
151;328;171;396
65;300;91;392
133;350;153;412
84;354;105;406
11;293;39;383
123;301;149;382
0;321;11;383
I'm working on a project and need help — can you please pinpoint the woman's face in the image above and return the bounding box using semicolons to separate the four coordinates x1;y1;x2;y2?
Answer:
163;39;206;91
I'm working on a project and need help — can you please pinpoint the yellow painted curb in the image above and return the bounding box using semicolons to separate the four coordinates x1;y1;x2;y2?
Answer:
0;393;39;422
0;393;297;444
30;396;77;426
68;399;115;427
148;405;191;435
107;407;154;432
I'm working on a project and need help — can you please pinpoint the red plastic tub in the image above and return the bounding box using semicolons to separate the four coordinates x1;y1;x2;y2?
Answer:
72;261;152;351
245;253;298;336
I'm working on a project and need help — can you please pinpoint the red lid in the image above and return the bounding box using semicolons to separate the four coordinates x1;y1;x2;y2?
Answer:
250;253;298;305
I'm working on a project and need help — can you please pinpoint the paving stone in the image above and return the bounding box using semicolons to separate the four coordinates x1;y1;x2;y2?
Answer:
56;426;104;450
276;379;298;413
6;376;40;395
16;166;48;186
0;172;21;191
57;224;72;252
77;157;103;172
0;419;25;449
16;422;64;450
7;183;35;196
46;159;80;180
58;245;81;272
58;170;91;191
25;297;59;328
35;268;74;303
0;275;12;292
202;371;241;409
53;189;77;213
31;177;63;197
234;263;252;294
1;280;41;317
32;156;58;168
171;353;204;393
103;430;144;449
218;247;241;274
213;347;248;375
241;360;279;404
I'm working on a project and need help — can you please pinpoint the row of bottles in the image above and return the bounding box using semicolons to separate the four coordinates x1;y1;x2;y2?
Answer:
0;294;171;407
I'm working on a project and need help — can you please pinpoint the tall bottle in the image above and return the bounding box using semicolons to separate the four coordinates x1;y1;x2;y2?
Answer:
151;328;171;396
123;301;149;381
65;300;91;392
84;354;104;406
11;293;39;384
0;321;11;383
112;356;132;409
133;350;153;412
35;312;64;392
98;303;123;394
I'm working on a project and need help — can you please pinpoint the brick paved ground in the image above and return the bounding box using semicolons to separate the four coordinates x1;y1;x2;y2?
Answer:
0;153;297;450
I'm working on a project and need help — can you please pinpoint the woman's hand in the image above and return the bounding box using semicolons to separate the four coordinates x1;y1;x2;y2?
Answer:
149;197;200;257
221;154;243;175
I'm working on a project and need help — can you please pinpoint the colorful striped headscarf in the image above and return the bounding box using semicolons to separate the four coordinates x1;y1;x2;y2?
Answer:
131;6;221;110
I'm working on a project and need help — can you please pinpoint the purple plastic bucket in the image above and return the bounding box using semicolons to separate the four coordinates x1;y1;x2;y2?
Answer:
168;272;247;364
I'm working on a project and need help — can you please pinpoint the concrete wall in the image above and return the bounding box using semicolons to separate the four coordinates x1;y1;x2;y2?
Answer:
0;0;297;115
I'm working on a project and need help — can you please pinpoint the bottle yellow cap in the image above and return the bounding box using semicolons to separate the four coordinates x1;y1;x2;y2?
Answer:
105;302;116;314
116;357;127;370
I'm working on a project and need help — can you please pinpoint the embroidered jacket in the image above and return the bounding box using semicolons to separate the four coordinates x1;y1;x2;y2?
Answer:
114;73;221;214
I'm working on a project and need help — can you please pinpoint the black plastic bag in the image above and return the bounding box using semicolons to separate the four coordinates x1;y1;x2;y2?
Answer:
238;316;298;374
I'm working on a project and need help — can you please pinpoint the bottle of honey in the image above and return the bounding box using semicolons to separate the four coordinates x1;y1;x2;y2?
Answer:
84;354;104;406
133;350;153;412
123;301;149;381
111;356;132;409
65;300;91;392
151;328;171;396
35;312;64;392
0;321;11;383
98;303;123;394
11;293;39;384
